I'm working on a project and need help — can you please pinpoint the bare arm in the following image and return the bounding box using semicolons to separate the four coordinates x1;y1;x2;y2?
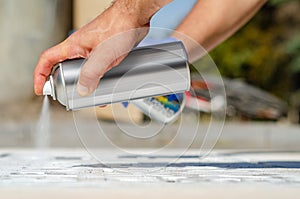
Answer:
34;0;265;96
172;0;267;62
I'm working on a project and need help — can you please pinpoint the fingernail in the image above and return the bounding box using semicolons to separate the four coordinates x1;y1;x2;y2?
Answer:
77;84;90;96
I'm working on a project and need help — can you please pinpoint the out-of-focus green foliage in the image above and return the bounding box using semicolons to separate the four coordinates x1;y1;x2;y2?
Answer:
269;0;295;5
210;0;300;100
286;35;300;72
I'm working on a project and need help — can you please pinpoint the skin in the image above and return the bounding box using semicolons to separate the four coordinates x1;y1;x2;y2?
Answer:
172;0;267;62
34;0;173;96
34;0;266;97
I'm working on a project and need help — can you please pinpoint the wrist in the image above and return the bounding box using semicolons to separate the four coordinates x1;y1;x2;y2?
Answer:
113;0;173;27
137;0;173;25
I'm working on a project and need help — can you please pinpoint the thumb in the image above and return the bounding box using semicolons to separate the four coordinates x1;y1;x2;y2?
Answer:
76;40;130;96
76;29;146;96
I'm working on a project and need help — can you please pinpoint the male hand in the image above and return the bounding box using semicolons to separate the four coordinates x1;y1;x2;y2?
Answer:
34;0;173;96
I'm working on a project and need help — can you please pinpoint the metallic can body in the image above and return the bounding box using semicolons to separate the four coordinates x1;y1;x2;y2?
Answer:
46;41;190;110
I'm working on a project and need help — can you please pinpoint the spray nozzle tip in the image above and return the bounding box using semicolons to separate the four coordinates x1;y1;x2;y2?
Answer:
43;80;52;96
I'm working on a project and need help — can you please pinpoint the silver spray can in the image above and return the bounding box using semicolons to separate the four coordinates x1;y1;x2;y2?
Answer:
43;41;190;122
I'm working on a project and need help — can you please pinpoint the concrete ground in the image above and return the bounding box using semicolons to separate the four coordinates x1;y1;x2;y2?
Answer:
1;120;300;150
0;149;300;198
1;103;300;198
1;100;300;149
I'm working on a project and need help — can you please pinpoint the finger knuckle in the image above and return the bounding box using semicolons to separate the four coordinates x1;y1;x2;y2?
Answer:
40;49;51;59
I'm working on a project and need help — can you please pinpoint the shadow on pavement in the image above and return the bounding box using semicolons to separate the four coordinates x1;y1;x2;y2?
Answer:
73;161;300;169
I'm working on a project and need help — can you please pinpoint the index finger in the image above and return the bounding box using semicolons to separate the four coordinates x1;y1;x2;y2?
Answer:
34;41;86;95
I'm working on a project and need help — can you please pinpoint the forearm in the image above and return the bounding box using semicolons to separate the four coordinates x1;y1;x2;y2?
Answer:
172;0;266;61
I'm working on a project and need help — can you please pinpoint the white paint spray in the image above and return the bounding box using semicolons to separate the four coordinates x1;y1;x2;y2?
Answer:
35;96;50;148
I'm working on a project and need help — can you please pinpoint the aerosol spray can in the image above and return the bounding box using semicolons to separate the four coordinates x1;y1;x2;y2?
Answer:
43;41;190;123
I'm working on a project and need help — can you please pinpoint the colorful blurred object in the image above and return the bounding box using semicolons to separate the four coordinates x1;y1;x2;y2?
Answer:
130;93;185;124
187;74;288;120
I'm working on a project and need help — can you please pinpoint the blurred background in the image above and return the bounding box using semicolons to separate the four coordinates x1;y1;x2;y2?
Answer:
0;0;299;149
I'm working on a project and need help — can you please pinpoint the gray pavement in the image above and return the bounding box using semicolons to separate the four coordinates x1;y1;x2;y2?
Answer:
0;149;300;198
1;120;300;150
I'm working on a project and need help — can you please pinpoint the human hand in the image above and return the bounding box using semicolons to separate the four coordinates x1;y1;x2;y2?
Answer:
34;0;173;96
